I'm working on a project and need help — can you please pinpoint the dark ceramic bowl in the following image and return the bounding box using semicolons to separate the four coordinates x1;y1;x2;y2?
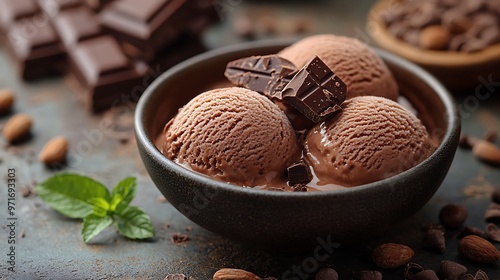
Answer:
135;39;460;249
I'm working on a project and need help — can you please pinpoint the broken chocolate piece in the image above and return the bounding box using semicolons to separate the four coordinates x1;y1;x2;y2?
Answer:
485;223;500;242
287;160;312;186
282;56;347;123
422;229;446;254
225;55;297;99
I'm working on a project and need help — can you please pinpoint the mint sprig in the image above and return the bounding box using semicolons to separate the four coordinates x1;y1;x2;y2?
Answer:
36;173;155;243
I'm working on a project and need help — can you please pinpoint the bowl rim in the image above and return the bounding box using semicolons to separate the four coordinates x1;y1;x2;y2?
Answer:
135;38;459;198
368;0;500;67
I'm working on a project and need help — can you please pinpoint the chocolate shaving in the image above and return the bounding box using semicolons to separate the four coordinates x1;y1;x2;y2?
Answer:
473;270;489;280
282;56;347;123
404;262;424;279
439;260;468;280
170;233;189;245
225;55;297;99
485;223;500;242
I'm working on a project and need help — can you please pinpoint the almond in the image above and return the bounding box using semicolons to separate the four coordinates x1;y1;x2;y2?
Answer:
472;140;500;165
2;113;32;143
0;88;15;114
39;136;69;165
458;235;500;264
419;25;451;50
213;268;261;280
372;243;414;269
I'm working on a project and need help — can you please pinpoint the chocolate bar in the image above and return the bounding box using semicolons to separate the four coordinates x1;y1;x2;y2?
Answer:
100;0;191;60
52;6;101;47
225;55;297;99
68;36;148;112
282;56;347;123
4;15;66;80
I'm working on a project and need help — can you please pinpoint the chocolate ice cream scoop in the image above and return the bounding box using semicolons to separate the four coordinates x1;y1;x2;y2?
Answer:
162;87;300;187
278;34;399;101
304;96;437;187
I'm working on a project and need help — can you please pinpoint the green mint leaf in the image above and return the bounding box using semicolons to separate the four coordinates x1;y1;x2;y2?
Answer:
36;173;111;218
82;214;114;243
110;177;136;213
114;206;154;240
88;197;110;217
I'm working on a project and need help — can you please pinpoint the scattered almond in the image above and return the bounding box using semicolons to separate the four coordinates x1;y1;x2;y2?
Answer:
472;140;500;166
0;89;15;114
39;136;69;165
371;243;414;269
213;268;261;280
458;235;500;264
2;113;32;143
419;25;451;50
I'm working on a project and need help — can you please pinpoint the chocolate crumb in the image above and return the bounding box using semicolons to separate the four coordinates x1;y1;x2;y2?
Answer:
422;229;446;254
171;233;189;245
21;186;32;198
485;223;500;242
20;229;25;238
185;226;193;232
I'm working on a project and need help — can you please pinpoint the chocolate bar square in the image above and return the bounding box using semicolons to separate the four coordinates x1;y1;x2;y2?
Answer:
5;16;66;80
52;6;101;47
68;36;149;112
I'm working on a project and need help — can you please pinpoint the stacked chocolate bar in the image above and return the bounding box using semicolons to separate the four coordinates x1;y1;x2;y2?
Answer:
0;0;215;112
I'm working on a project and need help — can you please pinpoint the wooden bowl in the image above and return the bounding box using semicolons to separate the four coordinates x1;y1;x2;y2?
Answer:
368;0;500;92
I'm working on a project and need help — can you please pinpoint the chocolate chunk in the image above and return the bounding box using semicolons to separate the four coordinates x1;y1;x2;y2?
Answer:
404;262;425;279
485;223;500;242
5;16;66;80
485;203;500;223
225;55;297;99
414;270;439;280
52;6;101;47
459;133;478;149
458;226;487;239
422;229;446;254
491;188;500;204
439;204;467;229
68;36;149;112
315;268;338;280
282;56;347;123
287;160;312;186
473;270;489;280
439;260;468;280
352;270;382;280
170;233;189;245
100;0;192;58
